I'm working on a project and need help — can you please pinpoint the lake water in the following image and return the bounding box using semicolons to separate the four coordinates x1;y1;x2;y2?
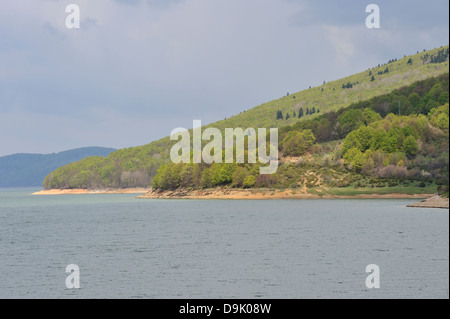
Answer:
0;188;448;299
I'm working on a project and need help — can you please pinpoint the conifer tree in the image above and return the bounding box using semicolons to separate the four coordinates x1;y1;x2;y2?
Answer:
276;110;283;120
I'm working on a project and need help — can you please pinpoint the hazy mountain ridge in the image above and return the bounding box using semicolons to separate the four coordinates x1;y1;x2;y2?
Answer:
0;147;116;187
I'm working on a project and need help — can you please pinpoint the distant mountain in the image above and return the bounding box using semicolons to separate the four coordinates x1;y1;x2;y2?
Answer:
0;147;116;187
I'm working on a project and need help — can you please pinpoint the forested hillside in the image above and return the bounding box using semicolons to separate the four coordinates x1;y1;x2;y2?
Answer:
152;74;449;191
43;46;449;191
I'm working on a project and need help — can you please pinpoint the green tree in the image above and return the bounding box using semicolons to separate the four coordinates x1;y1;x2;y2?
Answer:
338;109;365;137
211;164;235;186
342;126;389;156
201;167;212;188
276;110;283;120
429;104;449;130
425;100;438;114
179;164;194;188
438;92;449;105
436;113;449;130
281;130;316;157
232;167;249;187
243;175;256;188
211;164;222;186
362;108;382;125
407;93;422;112
343;147;364;172
381;134;399;153
403;135;419;158
428;83;444;100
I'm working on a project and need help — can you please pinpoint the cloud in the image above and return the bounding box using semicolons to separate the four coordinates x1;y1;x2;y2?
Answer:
145;0;185;8
288;0;449;30
114;0;142;5
287;0;363;27
114;0;185;9
0;0;448;156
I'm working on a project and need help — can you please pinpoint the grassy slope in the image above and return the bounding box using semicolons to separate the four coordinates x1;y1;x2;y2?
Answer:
208;46;449;131
139;46;449;148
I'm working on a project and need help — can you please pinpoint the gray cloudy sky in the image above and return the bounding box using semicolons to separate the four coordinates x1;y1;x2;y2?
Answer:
0;0;448;156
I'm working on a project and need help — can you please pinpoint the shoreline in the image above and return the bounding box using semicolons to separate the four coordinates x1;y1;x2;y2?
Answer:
137;188;436;200
407;194;449;209
31;188;449;208
31;188;150;195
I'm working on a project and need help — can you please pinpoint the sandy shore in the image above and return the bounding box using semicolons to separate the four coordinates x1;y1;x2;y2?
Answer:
137;188;435;200
32;187;447;208
32;188;150;195
407;195;449;209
